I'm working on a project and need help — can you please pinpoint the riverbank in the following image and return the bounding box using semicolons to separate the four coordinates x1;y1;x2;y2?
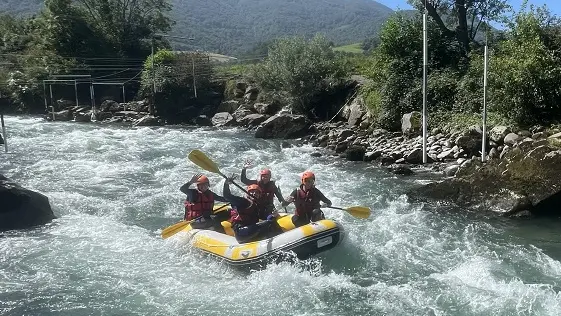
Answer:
10;76;561;219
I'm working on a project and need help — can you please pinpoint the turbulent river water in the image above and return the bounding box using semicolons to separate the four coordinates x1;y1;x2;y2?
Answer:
1;115;561;316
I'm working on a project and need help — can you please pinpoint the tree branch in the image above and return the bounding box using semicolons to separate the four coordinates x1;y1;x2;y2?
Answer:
425;0;455;37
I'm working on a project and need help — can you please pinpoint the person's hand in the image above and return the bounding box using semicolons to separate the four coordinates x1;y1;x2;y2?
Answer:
321;202;331;208
226;173;237;184
243;159;252;169
190;173;202;184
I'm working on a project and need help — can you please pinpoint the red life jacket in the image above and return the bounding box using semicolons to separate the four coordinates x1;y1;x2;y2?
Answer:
258;181;276;205
184;190;214;220
294;186;320;219
229;199;260;226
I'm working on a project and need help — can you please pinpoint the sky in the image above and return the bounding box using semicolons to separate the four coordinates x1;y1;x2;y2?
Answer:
375;0;561;16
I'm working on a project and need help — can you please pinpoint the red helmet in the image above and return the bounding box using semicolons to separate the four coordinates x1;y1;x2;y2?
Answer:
247;184;262;192
301;171;315;184
195;175;209;185
260;169;271;176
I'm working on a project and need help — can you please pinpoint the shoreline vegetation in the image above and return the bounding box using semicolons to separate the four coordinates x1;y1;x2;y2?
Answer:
2;0;561;218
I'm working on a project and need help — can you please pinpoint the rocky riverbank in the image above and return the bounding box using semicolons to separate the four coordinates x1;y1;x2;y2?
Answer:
41;78;561;219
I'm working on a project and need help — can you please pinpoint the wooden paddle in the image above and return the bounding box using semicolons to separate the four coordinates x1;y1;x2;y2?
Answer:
161;203;230;239
326;205;371;219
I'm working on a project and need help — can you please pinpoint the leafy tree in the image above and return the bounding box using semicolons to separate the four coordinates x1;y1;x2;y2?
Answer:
361;37;380;53
76;0;173;58
407;0;510;54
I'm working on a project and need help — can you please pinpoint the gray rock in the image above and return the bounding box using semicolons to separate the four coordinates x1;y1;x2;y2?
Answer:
444;165;460;177
387;164;414;176
364;150;382;162
405;148;423;164
237;114;269;127
211;112;236;127
132;115;163;126
504;133;522;146
488;147;499;159
490;125;511;143
401;111;422;136
1;175;56;231
347;97;367;126
216;100;240;113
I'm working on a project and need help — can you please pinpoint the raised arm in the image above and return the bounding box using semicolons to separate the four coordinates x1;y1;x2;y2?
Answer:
240;167;257;185
222;181;251;209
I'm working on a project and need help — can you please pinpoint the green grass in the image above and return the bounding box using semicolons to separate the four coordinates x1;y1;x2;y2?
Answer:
333;43;364;54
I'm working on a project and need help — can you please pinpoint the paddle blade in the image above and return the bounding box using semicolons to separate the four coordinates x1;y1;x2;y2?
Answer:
188;150;220;174
161;220;191;239
345;206;371;219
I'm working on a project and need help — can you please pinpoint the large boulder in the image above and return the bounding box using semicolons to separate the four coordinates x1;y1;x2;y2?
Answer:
345;145;366;161
401;111;422;136
211;112;236;127
237;114;269;127
407;141;561;217
100;100;121;112
216;100;240;113
345;97;366;127
0;175;55;231
490;125;511;143
132;115;163;126
254;114;311;139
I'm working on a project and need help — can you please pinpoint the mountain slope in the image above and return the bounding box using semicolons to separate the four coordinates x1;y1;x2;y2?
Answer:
0;0;394;55
169;0;394;55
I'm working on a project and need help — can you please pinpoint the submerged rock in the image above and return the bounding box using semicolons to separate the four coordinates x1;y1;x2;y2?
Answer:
0;175;55;231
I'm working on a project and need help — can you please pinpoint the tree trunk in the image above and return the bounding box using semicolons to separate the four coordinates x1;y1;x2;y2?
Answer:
455;0;470;54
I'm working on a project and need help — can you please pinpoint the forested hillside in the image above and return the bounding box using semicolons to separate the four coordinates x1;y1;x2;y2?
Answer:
0;0;394;55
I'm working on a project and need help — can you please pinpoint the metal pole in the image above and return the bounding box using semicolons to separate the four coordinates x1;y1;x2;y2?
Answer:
43;81;48;113
482;19;489;162
122;85;126;104
192;54;197;98
422;8;428;164
150;37;156;115
91;84;96;109
90;84;94;108
1;114;7;153
49;84;55;121
74;80;79;107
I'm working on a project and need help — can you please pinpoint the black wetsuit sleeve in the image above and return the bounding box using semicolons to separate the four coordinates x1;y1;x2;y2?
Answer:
180;182;196;202
316;188;332;206
273;182;285;203
223;181;251;209
240;168;258;185
180;181;193;195
212;192;229;203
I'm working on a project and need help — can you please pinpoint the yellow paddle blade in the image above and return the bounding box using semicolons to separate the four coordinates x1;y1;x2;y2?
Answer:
161;204;231;239
188;150;220;174
344;206;371;219
161;220;192;239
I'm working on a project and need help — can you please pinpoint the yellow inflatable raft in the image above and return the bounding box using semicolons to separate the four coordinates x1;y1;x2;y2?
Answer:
176;206;343;266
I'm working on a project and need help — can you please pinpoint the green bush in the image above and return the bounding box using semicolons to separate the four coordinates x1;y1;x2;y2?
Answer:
250;34;349;114
489;10;561;125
